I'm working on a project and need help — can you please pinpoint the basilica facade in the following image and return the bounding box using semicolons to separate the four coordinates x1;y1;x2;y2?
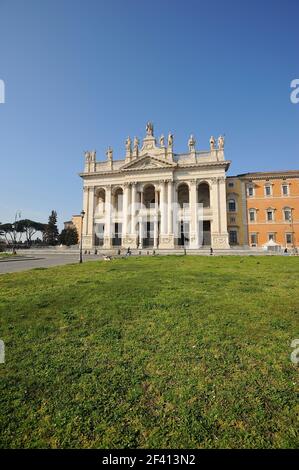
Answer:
80;122;230;250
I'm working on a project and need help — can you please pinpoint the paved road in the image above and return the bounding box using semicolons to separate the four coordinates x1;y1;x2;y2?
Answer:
0;254;101;274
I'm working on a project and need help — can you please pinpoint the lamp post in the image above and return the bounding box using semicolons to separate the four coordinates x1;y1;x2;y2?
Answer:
11;210;21;255
11;223;16;255
79;210;85;263
289;208;295;253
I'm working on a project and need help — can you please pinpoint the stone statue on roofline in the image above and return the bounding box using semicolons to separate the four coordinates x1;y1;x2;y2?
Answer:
167;133;173;147
106;146;113;161
188;134;196;152
90;150;96;161
133;136;139;151
125;136;132;152
159;134;165;147
210;136;216;150
146;121;154;136
218;135;225;150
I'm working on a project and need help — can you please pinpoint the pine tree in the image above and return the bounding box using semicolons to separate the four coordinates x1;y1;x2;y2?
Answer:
59;227;79;246
44;210;59;246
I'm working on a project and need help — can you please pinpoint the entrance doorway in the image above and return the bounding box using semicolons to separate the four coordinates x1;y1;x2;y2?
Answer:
143;221;154;247
112;222;122;246
177;221;190;247
202;221;211;246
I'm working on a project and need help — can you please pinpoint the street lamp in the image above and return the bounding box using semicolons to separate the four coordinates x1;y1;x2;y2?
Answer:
289;208;295;253
11;223;16;255
79;210;85;263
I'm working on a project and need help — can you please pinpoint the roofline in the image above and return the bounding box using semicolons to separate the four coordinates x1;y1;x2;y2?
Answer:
79;160;231;178
227;170;299;179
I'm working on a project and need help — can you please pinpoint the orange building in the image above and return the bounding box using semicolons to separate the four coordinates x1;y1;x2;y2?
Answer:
236;171;299;249
63;215;83;242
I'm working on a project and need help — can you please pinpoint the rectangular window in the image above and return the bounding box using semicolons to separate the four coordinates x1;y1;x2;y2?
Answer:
268;233;275;241
265;185;271;196
250;233;257;245
228;200;236;212
228;182;234;188
112;223;122;246
267;210;273;221
248;186;254;197
286;233;293;244
282;185;289;196
229;230;238;245
249;210;255;222
284;209;291;221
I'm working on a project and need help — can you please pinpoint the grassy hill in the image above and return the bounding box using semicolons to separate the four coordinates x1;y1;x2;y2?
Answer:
0;256;298;448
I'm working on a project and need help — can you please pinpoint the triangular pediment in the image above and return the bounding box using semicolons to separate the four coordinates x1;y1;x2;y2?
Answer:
121;154;176;171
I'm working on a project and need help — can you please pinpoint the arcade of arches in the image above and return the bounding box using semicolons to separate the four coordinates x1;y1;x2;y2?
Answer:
81;123;230;250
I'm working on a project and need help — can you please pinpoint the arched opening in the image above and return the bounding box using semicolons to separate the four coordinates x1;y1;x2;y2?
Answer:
94;223;105;246
177;183;189;208
202;220;211;246
112;187;123;246
177;220;190;247
113;187;123;212
197;182;210;208
143;184;156;208
228;198;236;212
96;188;105;215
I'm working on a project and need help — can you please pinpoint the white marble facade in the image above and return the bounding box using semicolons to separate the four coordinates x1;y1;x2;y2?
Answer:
80;123;230;250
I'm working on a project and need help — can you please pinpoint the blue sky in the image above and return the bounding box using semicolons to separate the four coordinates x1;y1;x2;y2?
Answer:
0;0;298;228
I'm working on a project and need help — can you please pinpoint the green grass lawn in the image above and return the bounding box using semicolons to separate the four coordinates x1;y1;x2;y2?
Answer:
0;256;298;449
0;252;13;258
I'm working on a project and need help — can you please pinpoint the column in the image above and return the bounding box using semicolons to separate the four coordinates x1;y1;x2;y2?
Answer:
210;178;220;234
122;183;129;241
160;181;166;235
82;186;95;249
140;188;144;207
190;180;199;248
127;182;138;248
155;186;159;248
82;187;89;237
158;180;175;249
168;180;173;234
153;218;158;249
131;182;137;236
104;185;112;248
211;177;229;249
138;218;143;249
88;186;95;238
218;176;229;235
155;187;159;212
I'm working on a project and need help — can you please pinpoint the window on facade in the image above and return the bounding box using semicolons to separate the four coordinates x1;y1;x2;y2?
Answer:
230;217;236;223
265;185;272;196
250;233;257;246
268;233;275;241
282;184;289;196
229;230;238;245
248;186;254;197
228;199;236;212
177;184;189;209
228;182;234;188
249;209;256;222
284;208;291;221
267;209;274;221
286;233;293;244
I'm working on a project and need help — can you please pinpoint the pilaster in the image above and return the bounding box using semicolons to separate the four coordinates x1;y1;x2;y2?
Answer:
103;185;112;248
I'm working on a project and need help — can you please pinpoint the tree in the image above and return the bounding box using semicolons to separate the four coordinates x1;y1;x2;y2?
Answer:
59;227;79;246
43;211;59;246
0;222;24;245
18;219;46;246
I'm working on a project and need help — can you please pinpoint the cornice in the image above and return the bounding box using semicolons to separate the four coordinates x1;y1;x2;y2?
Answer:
79;160;231;179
